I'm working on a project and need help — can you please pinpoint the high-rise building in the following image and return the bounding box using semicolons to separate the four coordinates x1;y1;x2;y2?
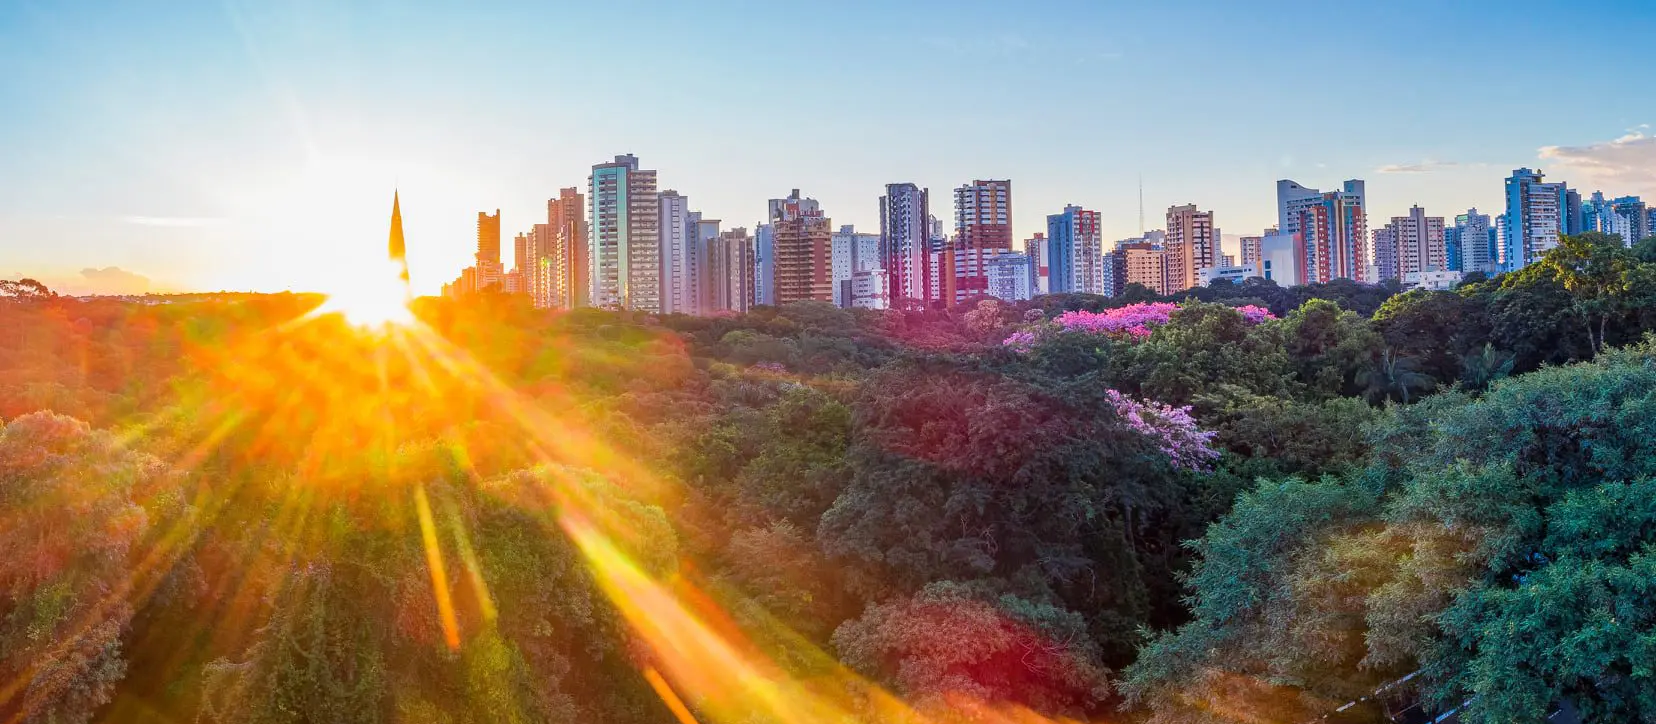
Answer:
708;227;755;313
1164;204;1218;293
1610;196;1648;244
1024;233;1048;294
1580;191;1612;234
754;223;775;306
589;154;661;311
831;225;881;308
476;209;503;289
1374;206;1446;281
503;230;529;295
880;183;932;308
1276;180;1326;237
1372;225;1399;282
513;231;529;277
540;188;587;309
1103;233;1163;298
1494;215;1510;268
953;179;1014;252
1239;230;1268;267
1046;205;1103;294
1282;181;1367;284
982;252;1035;301
1501;168;1567;272
658;190;701;315
1565;189;1584;236
849;270;890;309
529;223;553;303
693;217;721;313
477;209;501;269
1122;243;1166;295
769;189;832;305
948;179;1013;303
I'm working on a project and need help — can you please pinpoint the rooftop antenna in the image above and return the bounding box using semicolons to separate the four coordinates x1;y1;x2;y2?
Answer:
1137;173;1145;236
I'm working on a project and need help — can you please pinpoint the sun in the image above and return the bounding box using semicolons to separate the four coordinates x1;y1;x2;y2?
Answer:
315;260;414;328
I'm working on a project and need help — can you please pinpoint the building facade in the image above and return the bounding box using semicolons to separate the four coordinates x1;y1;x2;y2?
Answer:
1024;233;1048;294
849;270;890;309
1200;263;1261;286
982;251;1034;301
589;154;661;311
1444;209;1496;274
1501;168;1567;272
880;183;932;308
1046;205;1103;294
1258;231;1301;286
533;188;587;309
1287;182;1367;284
1164;204;1218;293
657;190;707;316
1239;231;1267;267
948;179;1013;303
1402;270;1464;291
1279;179;1367;284
769;189;833;305
1580;191;1611;234
475;209;503;289
1372;225;1399;282
831;225;881;308
708;227;755;313
1374;205;1446;281
1610;196;1648;244
1122;243;1166;295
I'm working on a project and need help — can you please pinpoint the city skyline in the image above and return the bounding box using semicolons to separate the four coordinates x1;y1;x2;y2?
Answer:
4;0;1656;295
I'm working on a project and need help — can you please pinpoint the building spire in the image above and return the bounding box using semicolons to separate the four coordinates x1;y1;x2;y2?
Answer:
388;190;409;283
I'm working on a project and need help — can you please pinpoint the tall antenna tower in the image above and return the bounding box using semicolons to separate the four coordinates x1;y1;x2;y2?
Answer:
1137;173;1145;236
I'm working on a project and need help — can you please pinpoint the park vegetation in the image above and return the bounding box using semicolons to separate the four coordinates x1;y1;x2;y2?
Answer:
2;231;1656;723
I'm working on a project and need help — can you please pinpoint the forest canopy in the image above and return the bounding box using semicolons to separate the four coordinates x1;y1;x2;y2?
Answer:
3;232;1656;723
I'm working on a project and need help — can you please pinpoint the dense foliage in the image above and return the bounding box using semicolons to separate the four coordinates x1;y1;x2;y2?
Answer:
1;232;1655;723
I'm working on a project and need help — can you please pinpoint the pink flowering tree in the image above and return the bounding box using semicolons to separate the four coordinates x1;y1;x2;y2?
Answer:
1003;302;1275;353
1234;304;1275;324
1105;389;1220;471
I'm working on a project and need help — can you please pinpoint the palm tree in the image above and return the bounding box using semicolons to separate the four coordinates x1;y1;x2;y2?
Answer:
1359;348;1436;404
1460;343;1515;391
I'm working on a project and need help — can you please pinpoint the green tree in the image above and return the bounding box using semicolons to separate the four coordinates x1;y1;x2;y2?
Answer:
1278;299;1383;400
1124;340;1656;724
1521;231;1639;354
0;278;57;301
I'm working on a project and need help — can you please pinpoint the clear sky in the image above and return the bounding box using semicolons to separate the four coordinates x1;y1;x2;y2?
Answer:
4;0;1655;296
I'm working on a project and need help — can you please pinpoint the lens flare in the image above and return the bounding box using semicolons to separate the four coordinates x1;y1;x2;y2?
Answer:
314;260;413;328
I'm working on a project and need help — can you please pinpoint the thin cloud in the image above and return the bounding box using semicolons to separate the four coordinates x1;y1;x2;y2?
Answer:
920;33;1037;58
1539;131;1656;196
119;215;223;228
1376;160;1462;174
77;266;154;295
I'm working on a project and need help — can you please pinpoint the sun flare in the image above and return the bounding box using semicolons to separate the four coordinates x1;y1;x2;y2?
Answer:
315;260;414;328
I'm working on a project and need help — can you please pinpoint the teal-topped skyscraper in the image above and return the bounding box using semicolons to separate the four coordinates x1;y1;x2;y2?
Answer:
588;154;660;311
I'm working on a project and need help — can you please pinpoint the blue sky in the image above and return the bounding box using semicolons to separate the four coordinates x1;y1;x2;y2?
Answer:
3;0;1655;295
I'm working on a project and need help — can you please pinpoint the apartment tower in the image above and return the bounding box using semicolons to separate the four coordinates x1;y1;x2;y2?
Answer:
1164;204;1217;293
880;183;932;307
770;189;833;305
588;154;661;311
